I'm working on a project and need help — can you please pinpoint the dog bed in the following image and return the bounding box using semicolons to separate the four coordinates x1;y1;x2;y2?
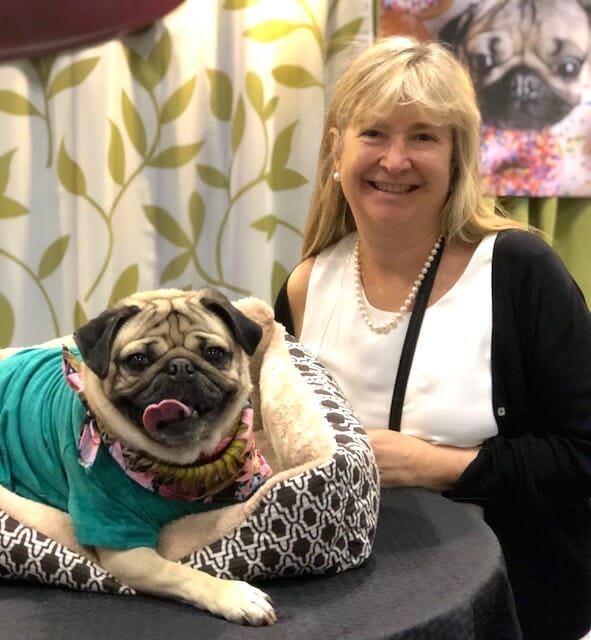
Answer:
0;297;379;595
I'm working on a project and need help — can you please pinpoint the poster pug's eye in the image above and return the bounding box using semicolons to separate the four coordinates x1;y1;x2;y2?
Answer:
380;0;591;198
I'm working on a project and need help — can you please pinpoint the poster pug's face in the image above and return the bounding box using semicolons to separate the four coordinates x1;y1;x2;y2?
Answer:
73;287;262;464
438;0;591;129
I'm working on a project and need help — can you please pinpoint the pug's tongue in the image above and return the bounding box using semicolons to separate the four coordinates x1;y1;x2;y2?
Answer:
143;400;192;432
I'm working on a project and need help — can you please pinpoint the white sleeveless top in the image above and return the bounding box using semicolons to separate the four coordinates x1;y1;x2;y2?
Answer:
300;232;498;447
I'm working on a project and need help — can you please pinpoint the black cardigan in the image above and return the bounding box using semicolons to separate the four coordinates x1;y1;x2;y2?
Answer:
274;230;591;640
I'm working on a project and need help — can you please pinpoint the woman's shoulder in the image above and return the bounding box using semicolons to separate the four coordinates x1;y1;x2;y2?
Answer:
291;233;356;290
494;228;553;259
283;233;355;337
287;256;315;303
493;229;563;275
276;256;314;339
493;229;587;304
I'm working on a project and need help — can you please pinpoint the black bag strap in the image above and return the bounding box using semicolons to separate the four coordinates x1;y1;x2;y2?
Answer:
388;238;445;430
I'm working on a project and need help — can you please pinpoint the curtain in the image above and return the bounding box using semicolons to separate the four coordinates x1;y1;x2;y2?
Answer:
0;0;374;347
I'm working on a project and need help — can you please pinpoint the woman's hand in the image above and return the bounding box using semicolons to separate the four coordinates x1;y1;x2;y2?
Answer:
366;429;480;492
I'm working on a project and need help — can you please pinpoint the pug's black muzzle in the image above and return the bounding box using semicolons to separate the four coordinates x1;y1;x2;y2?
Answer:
116;357;238;442
479;66;575;129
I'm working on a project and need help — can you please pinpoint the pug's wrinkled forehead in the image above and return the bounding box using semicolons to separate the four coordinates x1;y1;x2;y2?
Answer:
112;291;234;355
114;288;262;357
116;289;223;334
74;288;262;380
117;287;208;313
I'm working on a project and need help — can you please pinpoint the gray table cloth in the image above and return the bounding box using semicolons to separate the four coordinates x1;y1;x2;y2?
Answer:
0;488;521;640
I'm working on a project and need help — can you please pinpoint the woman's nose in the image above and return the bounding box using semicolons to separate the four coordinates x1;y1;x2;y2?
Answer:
379;139;411;172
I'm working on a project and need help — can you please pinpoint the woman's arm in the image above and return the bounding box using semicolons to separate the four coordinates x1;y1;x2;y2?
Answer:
367;429;479;492
449;231;591;508
273;257;315;339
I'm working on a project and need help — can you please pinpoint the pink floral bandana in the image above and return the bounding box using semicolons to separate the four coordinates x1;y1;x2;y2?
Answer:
62;347;272;503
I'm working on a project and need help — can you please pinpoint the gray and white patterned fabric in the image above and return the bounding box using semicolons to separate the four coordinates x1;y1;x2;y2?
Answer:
0;335;379;592
0;514;133;594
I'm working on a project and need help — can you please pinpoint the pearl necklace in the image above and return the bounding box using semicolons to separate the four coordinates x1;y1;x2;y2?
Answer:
354;234;443;334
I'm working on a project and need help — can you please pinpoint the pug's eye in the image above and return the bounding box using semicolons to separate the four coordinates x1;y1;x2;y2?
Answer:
125;353;150;372
469;53;495;75
203;346;229;367
555;57;582;80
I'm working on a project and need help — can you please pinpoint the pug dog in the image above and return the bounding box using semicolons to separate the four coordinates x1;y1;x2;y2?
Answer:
438;0;591;129
0;287;275;625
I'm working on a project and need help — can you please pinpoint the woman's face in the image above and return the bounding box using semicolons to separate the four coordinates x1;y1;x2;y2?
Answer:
332;104;454;234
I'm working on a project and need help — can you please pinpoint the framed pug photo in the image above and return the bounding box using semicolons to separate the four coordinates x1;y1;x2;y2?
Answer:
379;0;591;197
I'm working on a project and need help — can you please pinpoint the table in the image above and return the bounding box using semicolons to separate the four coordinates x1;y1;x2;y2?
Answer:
0;488;522;640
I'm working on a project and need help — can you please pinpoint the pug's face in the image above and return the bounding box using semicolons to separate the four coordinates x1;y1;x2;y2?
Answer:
439;0;591;129
73;288;262;465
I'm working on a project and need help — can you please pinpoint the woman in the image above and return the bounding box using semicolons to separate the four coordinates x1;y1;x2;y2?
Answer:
274;37;591;640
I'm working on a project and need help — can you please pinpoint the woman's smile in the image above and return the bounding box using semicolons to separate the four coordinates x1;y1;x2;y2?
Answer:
368;180;419;195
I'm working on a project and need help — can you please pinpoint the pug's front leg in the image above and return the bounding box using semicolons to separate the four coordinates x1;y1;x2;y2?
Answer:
96;546;276;625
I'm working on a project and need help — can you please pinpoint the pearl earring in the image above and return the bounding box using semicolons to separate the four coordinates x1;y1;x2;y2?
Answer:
332;171;340;182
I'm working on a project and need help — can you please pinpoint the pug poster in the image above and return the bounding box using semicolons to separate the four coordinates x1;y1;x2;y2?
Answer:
380;0;591;197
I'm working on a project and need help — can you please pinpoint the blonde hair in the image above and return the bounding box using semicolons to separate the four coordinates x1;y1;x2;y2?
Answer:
302;36;525;258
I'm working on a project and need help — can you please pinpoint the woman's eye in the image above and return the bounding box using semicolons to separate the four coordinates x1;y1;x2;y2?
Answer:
203;346;228;367
125;353;150;372
360;128;381;138
415;132;435;142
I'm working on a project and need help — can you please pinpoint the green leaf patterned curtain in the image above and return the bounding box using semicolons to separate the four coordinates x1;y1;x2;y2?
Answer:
0;0;374;346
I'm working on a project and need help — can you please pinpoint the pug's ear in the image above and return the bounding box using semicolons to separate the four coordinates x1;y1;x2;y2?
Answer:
579;0;591;21
201;291;262;356
74;305;141;379
438;4;477;51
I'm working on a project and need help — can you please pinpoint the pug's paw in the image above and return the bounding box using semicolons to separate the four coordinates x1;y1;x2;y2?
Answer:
207;579;276;626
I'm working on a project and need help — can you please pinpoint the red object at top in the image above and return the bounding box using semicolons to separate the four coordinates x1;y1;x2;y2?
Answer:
0;0;185;61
